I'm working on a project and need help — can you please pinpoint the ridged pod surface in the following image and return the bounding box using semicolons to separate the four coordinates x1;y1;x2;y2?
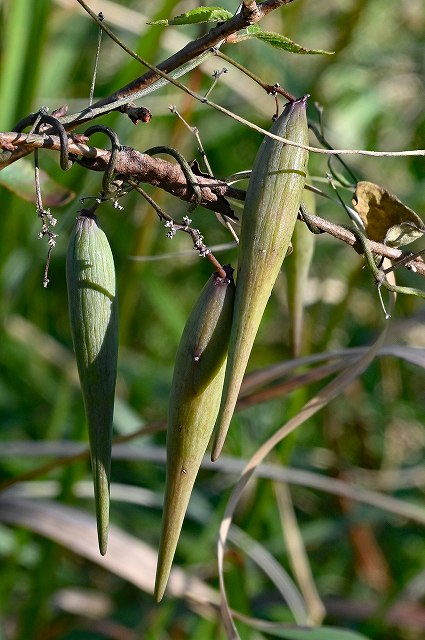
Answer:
287;178;316;357
212;97;309;461
155;265;235;602
66;213;118;556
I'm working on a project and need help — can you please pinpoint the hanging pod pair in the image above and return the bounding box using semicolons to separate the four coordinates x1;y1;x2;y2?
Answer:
156;96;309;599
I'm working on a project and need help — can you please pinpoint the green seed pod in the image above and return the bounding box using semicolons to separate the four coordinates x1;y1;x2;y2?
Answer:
155;265;235;602
211;97;309;461
66;212;118;556
287;179;316;357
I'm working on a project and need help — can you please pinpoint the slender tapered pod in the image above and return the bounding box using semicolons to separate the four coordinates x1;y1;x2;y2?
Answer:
286;178;316;357
155;265;235;602
66;212;118;555
212;96;309;461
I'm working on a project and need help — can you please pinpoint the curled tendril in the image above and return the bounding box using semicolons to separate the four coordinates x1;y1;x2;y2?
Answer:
13;109;73;171
83;125;121;197
143;145;202;211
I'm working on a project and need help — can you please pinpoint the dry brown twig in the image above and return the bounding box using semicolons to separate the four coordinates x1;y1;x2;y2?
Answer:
1;129;424;277
0;1;424;282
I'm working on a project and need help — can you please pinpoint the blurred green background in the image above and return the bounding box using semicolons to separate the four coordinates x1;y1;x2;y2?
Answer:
1;1;425;638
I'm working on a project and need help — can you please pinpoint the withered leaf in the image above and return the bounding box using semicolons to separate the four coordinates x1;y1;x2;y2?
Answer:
352;181;425;247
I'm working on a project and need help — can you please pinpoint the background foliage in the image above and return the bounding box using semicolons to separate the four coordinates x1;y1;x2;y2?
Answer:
1;1;425;639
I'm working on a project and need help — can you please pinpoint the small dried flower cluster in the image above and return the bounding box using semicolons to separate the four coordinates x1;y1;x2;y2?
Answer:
164;220;177;239
193;233;210;258
37;207;59;288
37;207;58;249
164;216;210;258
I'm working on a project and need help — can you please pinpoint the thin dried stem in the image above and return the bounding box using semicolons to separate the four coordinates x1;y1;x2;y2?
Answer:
127;180;227;277
297;212;425;277
1;128;423;278
214;49;295;101
2;3;424;165
74;0;293;115
89;12;104;106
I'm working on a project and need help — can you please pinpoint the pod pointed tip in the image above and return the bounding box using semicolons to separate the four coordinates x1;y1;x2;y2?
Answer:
97;528;108;556
154;569;168;603
95;508;110;557
211;412;230;461
154;585;165;603
92;459;111;556
210;442;221;462
155;530;176;605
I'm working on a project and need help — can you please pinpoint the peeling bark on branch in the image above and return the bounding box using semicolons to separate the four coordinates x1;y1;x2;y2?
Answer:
0;131;243;217
78;147;241;217
1;131;424;277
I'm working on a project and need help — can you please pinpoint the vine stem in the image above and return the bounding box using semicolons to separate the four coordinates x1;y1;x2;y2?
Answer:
1;125;423;278
298;211;425;277
214;49;295;101
2;3;425;161
62;3;425;158
73;0;293;113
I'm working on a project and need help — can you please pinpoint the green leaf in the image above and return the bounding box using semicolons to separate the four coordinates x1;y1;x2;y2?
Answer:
0;159;74;206
263;625;372;640
245;26;334;55
148;7;232;26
